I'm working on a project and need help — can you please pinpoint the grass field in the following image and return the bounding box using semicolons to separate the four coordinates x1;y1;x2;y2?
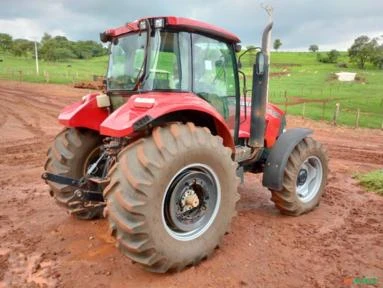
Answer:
355;170;383;196
0;54;107;84
0;51;382;128
267;52;383;129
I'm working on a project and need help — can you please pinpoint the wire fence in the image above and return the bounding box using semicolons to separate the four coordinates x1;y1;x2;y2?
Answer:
269;89;383;129
0;67;98;84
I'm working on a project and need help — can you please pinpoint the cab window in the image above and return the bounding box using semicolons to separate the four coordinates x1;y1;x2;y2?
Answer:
192;34;236;121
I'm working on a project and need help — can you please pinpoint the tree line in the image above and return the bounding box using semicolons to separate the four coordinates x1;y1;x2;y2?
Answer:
309;36;383;69
0;32;107;61
260;35;383;70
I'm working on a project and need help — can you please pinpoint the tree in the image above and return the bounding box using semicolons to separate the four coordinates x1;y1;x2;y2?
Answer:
12;39;34;56
72;40;106;59
371;44;383;69
328;49;340;63
309;44;319;52
40;35;75;61
0;33;13;51
348;35;378;69
273;39;282;51
41;33;52;45
317;49;340;63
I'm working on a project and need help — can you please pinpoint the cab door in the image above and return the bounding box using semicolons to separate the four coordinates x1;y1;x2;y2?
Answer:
191;34;239;129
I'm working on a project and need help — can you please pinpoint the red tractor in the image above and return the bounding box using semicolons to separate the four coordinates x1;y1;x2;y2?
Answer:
43;16;328;272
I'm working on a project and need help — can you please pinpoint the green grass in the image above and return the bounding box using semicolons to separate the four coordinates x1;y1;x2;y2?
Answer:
241;52;383;128
0;54;107;84
0;51;382;128
355;170;383;196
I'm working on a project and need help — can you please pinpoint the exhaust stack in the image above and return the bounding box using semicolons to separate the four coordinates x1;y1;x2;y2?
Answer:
248;19;273;148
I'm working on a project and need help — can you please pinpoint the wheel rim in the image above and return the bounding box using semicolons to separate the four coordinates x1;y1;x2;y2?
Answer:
162;163;221;241
296;156;323;203
82;146;105;177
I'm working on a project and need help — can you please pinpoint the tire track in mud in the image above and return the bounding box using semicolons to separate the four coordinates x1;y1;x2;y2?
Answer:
0;86;80;110
0;228;59;287
0;88;54;167
328;143;383;165
0;106;8;128
0;90;59;120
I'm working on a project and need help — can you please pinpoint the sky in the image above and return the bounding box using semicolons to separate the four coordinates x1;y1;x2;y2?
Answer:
0;0;382;51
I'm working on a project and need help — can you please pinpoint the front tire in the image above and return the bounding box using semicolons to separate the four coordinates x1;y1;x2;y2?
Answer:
103;123;239;272
270;137;328;216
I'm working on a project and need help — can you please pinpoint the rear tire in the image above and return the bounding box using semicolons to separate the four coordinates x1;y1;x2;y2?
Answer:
103;123;239;272
44;128;103;220
270;137;328;216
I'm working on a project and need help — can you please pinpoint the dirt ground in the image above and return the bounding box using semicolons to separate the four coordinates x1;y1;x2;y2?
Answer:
0;80;382;288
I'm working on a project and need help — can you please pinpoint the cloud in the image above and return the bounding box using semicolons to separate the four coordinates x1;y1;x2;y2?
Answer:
0;0;382;50
0;18;66;40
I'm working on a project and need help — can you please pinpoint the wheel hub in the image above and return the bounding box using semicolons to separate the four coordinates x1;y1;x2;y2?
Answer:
297;169;308;186
180;189;200;211
296;156;323;203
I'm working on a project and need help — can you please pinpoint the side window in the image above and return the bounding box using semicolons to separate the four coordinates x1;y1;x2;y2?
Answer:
144;32;191;91
192;34;236;120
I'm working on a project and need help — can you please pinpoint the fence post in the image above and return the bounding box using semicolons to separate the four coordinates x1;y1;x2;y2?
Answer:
355;108;360;128
302;102;306;118
321;101;326;120
284;90;288;114
332;103;340;126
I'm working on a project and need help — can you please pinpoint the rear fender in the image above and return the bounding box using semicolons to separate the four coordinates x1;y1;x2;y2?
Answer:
58;92;108;131
262;128;312;191
100;92;234;149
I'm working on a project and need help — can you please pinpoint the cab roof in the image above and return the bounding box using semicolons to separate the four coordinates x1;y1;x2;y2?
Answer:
103;16;240;44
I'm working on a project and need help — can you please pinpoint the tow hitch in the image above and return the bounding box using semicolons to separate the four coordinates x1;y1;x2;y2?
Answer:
41;172;109;216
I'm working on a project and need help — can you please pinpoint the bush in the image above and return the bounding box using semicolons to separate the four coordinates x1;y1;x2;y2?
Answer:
317;50;340;64
337;62;348;68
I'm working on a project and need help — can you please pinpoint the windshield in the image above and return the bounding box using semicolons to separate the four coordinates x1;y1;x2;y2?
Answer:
107;30;191;91
107;32;147;90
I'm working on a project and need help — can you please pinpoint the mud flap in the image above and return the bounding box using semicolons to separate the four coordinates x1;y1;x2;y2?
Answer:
262;128;312;191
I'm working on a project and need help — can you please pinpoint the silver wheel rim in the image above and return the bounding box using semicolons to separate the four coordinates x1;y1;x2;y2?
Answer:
161;163;221;241
296;156;323;203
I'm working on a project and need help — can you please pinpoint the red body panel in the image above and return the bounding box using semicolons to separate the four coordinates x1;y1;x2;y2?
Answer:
238;102;284;148
100;92;235;149
58;92;108;131
58;92;284;150
104;16;240;43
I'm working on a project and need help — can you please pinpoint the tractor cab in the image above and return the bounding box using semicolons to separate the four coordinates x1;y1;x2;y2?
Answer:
101;17;240;130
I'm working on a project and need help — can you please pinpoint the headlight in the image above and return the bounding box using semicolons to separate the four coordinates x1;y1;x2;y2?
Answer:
154;18;165;28
139;20;147;30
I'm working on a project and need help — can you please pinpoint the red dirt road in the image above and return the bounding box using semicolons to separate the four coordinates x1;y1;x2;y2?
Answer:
0;80;382;288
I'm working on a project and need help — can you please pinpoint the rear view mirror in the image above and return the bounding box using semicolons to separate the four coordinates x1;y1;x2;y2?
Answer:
255;52;265;76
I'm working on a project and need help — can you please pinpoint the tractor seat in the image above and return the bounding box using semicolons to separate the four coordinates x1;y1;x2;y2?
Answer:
153;78;170;90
